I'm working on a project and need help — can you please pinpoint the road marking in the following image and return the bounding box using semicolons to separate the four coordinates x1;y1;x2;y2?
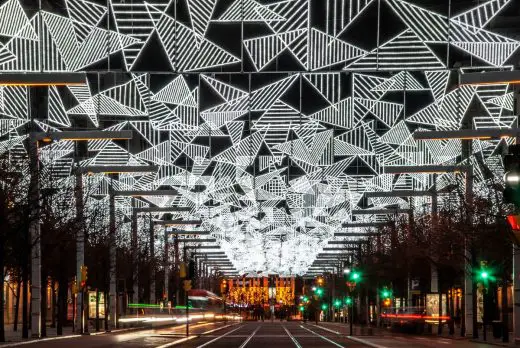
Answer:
300;325;345;348
196;325;244;348
308;323;390;348
308;323;341;335
283;325;302;348
155;323;238;348
238;325;261;348
155;336;197;348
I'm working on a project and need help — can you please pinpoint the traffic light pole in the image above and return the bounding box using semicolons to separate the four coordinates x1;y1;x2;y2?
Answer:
131;199;138;304
108;178;117;331
149;216;155;304
184;245;189;338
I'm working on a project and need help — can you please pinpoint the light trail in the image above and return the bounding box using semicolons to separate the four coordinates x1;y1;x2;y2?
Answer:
154;322;239;348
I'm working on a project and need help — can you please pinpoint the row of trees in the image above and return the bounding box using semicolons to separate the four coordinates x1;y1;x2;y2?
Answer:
0;147;169;342
357;177;514;335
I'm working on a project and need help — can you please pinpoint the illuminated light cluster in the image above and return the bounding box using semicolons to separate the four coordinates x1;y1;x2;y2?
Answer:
0;0;517;276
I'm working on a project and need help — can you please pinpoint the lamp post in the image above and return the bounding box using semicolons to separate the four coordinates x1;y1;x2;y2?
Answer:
12;72;87;339
384;164;473;337
29;130;133;336
134;206;191;304
79;165;158;331
114;191;179;305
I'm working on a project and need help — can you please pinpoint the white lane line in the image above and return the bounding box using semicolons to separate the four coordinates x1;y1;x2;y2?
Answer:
308;324;341;335
283;325;302;348
196;325;244;348
300;325;345;348
155;336;197;348
154;323;238;348
238;325;261;348
308;323;389;348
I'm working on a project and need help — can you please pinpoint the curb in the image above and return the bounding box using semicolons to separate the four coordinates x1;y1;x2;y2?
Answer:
469;339;515;347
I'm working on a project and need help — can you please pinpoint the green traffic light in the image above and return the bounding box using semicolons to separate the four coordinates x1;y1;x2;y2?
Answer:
299;306;305;312
345;297;353;305
477;267;495;283
321;304;328;310
302;296;308;302
351;272;361;281
316;288;324;296
334;299;341;308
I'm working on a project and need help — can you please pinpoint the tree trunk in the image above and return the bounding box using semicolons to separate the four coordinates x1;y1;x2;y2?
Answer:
40;271;46;337
22;259;28;338
50;280;56;328
56;276;67;336
13;278;20;331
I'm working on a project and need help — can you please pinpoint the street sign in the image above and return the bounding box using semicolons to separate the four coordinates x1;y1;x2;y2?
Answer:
183;280;192;291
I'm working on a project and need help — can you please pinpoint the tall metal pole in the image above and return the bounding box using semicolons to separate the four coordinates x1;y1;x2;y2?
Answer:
174;235;180;305
131;199;138;304
164;229;169;304
28;137;41;338
108;178;117;330
149;216;155;304
75;168;86;334
514;245;520;343
184;245;189;337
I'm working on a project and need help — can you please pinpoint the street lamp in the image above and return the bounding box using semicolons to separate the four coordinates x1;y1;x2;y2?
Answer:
28;130;134;337
81;165;158;331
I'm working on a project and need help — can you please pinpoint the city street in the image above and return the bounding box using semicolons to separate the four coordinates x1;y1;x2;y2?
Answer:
10;321;511;348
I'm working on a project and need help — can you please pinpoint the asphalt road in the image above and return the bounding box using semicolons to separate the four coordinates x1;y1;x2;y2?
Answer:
7;321;508;348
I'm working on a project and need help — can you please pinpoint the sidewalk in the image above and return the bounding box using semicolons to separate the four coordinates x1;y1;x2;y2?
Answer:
0;326;79;346
0;324;145;347
468;329;516;347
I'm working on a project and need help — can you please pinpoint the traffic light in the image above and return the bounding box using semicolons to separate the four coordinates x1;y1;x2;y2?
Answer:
380;288;392;299
476;262;496;286
333;299;342;308
349;270;361;282
321;303;328;311
179;262;187;278
80;265;88;289
314;287;324;296
183;279;192;291
383;298;391;307
299;306;305;312
503;144;520;207
344;297;353;306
